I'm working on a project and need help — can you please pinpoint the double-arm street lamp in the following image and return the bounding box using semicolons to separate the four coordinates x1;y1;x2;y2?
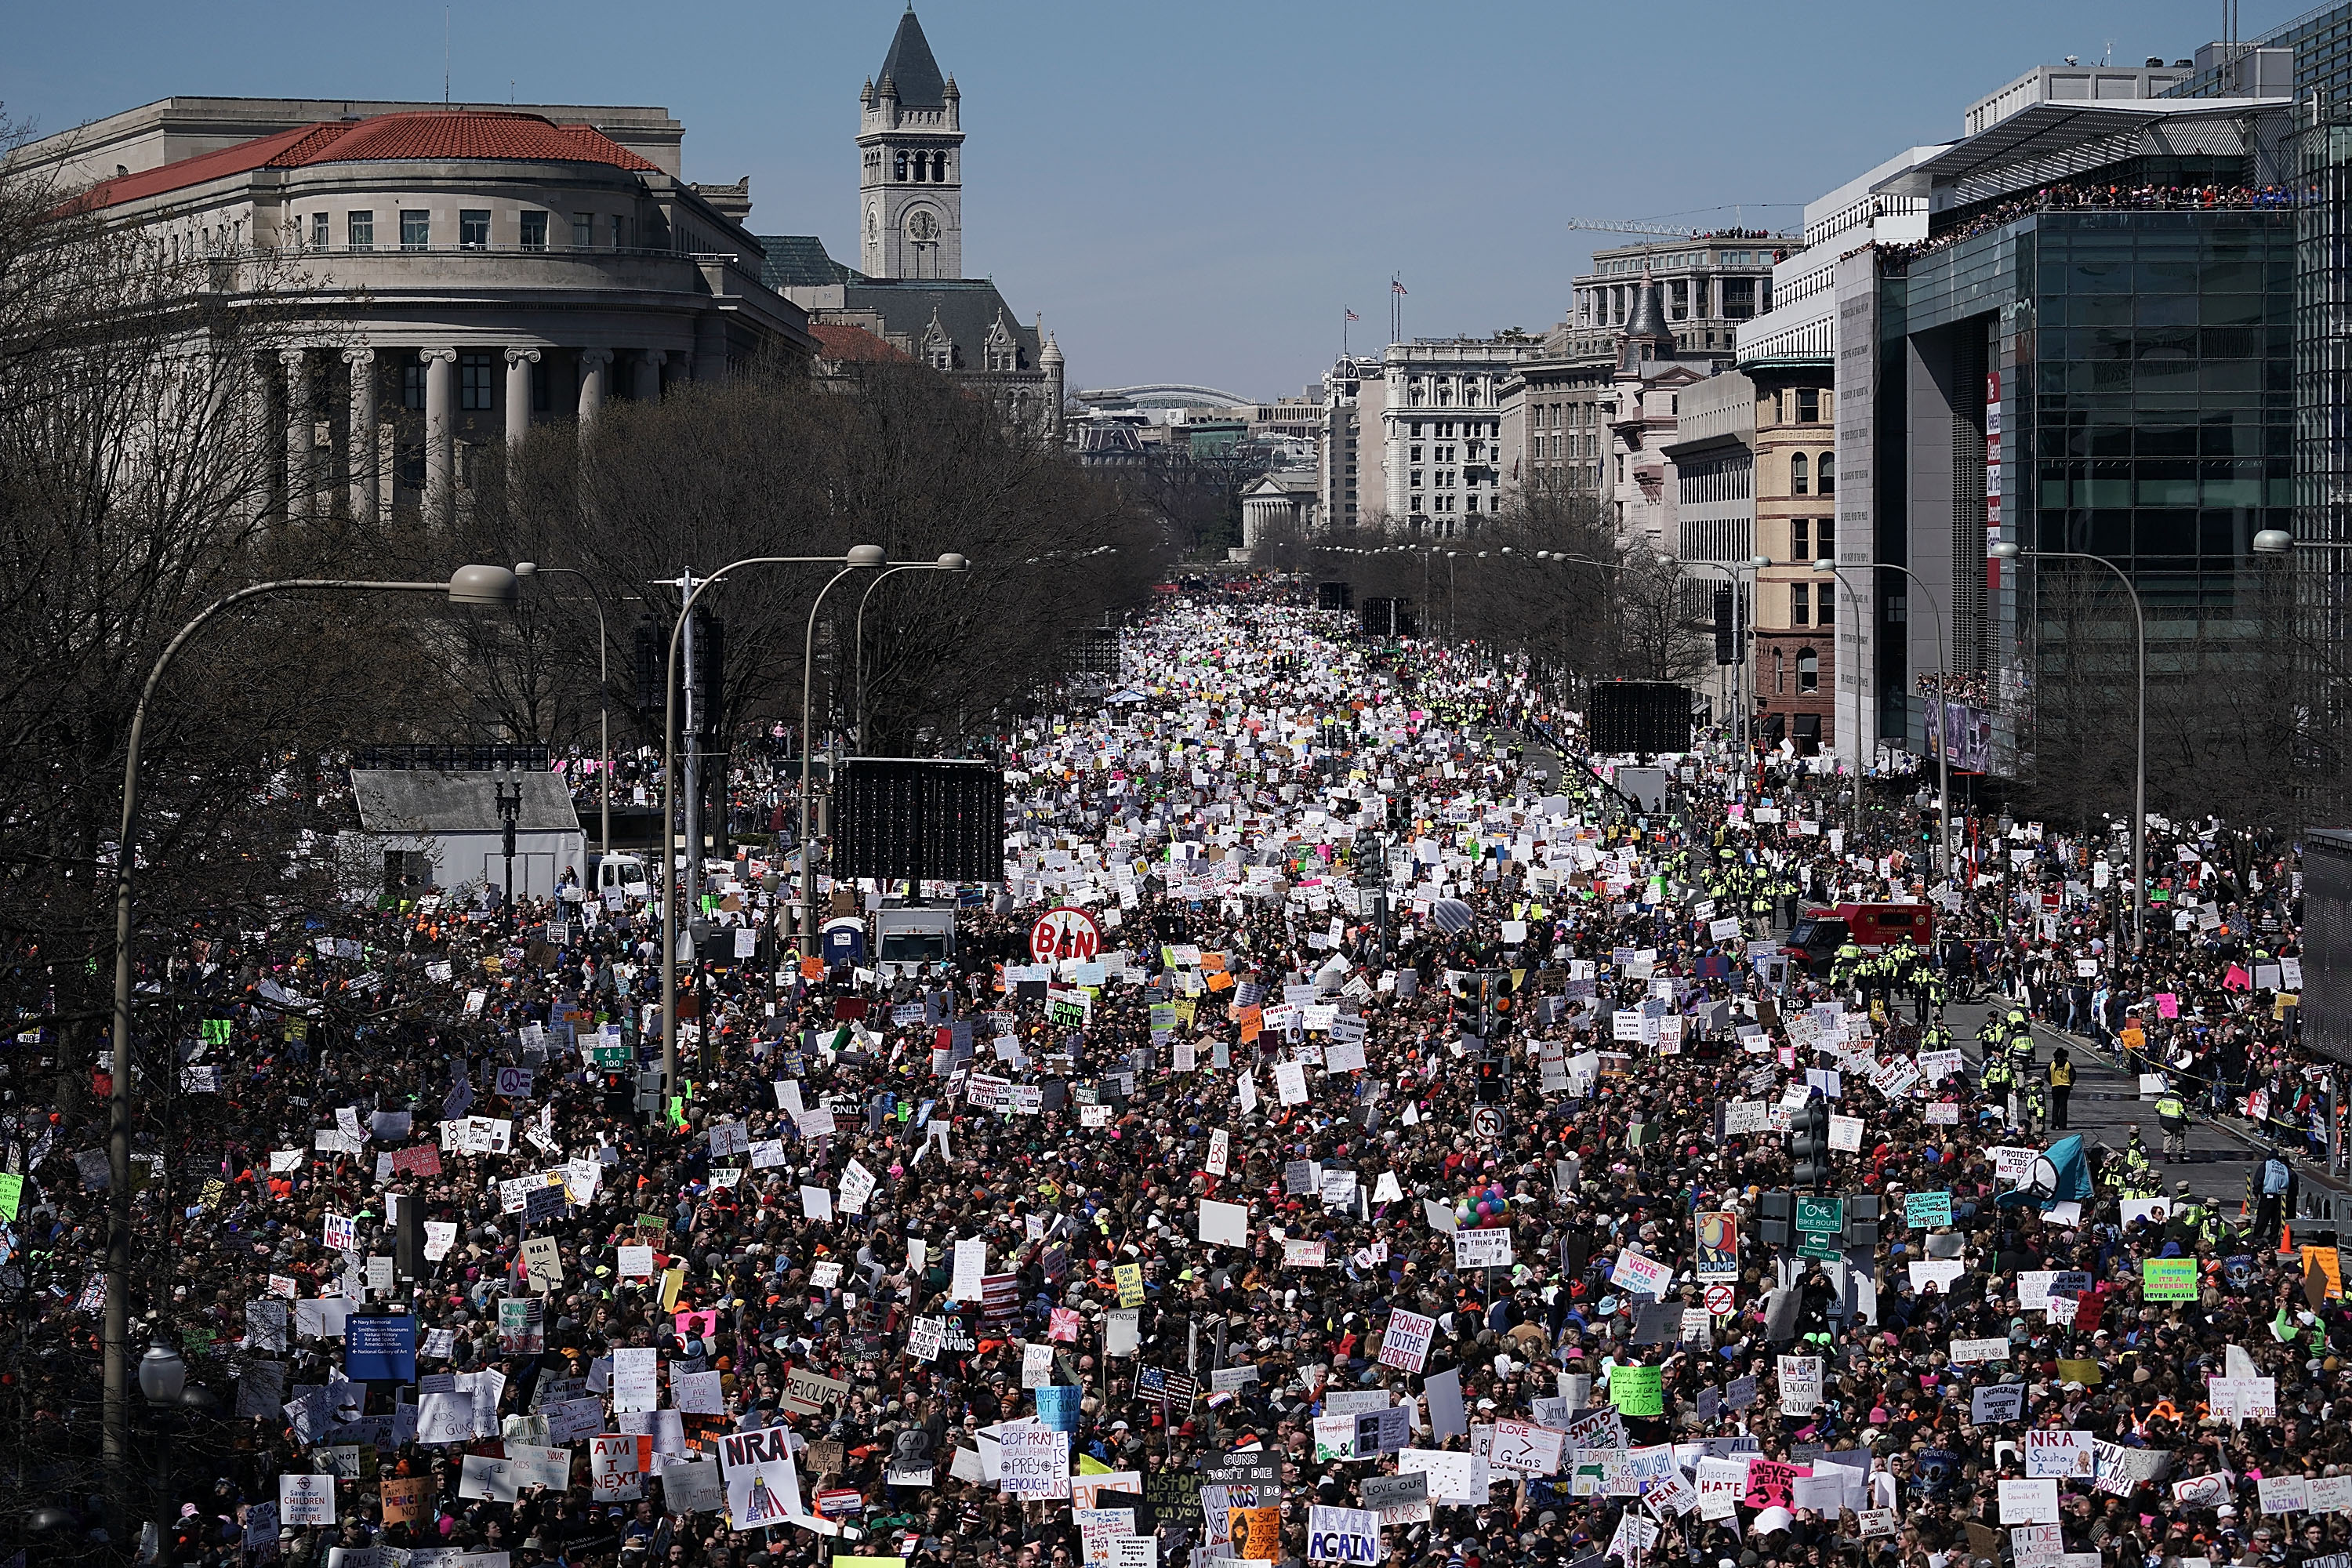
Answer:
104;564;522;1523
1814;559;1954;881
652;548;973;1114
1987;540;2145;951
655;549;884;1116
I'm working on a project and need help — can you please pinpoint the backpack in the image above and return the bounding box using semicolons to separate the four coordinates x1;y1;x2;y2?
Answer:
2262;1158;2292;1196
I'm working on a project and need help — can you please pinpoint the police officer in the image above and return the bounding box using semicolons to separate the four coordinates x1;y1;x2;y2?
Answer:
2154;1087;2191;1163
2047;1047;2074;1131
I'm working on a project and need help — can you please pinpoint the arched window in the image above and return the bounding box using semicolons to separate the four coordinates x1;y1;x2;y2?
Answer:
1790;451;1809;495
894;151;909;181
1817;452;1835;495
933;151;949;181
1797;648;1820;694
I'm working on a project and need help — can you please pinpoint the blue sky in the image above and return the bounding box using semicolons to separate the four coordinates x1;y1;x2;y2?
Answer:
4;0;2271;398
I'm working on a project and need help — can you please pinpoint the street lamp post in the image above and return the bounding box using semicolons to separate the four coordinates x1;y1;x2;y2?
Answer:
1816;559;1953;881
852;554;971;750
495;779;523;906
655;550;885;1123
515;563;612;854
1990;540;2145;951
103;564;520;1524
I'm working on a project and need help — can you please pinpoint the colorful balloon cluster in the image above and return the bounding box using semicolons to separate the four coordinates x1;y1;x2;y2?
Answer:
1456;1182;1512;1227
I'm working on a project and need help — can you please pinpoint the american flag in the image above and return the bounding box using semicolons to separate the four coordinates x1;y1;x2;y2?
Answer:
1392;279;1408;296
1345;309;1359;321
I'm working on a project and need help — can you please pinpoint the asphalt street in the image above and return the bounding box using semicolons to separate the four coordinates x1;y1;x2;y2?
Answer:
1944;996;2259;1205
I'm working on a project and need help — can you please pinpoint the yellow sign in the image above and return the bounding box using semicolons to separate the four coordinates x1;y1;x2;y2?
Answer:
1114;1262;1145;1308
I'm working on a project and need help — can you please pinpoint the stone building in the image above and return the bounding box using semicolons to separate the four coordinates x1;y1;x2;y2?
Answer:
10;96;812;526
760;11;1064;440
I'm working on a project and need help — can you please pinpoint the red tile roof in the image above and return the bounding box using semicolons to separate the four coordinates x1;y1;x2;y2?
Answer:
811;322;914;364
78;111;659;210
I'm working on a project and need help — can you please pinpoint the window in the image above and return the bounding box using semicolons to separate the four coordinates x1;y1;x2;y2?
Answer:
310;213;328;249
1817;452;1835;495
1797;388;1820;422
895;151;909;180
572;212;594;249
400;211;429;251
459;351;497;411
531;358;551;412
1791;519;1809;561
1817;583;1835;626
610;216;626;250
1409;495;1423;513
520;211;548;251
347;211;375;250
401;361;427;412
459;210;490;250
1791;583;1810;626
1790;451;1809;495
1797;648;1820;694
1817;519;1835;559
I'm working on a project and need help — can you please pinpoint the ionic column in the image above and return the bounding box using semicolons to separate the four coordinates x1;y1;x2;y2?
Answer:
280;348;310;521
634;350;666;403
343;348;377;524
421;349;458;528
504;347;541;448
578;348;613;430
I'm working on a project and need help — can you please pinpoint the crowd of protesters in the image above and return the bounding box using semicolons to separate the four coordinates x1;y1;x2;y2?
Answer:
9;582;2347;1568
1878;182;2305;274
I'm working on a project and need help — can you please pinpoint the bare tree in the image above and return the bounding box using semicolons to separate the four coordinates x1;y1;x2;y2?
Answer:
443;360;1163;765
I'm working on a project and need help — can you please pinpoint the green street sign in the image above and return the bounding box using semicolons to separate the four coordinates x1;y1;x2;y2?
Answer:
590;1045;632;1069
1795;1196;1846;1234
1797;1234;1844;1261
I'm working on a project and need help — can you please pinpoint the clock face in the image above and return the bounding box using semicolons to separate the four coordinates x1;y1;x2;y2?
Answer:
908;210;939;241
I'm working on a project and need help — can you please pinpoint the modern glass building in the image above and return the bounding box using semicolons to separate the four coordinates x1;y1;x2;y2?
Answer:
1844;89;2296;788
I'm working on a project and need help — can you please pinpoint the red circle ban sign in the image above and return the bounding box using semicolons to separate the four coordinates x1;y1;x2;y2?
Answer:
1030;906;1102;964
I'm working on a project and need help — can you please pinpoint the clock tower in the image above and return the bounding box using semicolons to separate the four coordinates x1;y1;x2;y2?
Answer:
858;9;963;281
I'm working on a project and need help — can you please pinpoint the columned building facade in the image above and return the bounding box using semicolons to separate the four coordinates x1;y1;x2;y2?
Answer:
23;103;814;526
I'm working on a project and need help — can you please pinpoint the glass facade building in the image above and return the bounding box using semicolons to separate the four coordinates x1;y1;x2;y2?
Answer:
1875;206;2294;765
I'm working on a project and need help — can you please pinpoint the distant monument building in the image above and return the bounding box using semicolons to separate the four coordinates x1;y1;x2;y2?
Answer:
760;9;1063;439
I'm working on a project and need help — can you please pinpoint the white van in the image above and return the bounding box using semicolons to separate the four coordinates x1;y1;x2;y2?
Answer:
589;853;651;902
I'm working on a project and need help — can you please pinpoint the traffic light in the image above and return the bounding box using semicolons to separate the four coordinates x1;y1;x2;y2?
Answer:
1790;1098;1833;1190
691;611;726;739
1713;586;1737;667
1472;1055;1508;1104
1759;1190;1793;1247
633;616;663;714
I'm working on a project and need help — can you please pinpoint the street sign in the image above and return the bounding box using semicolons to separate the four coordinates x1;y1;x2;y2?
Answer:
1795;1196;1845;1234
1702;1283;1736;1316
1029;906;1102;965
1470;1105;1504;1142
1797;1234;1844;1261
